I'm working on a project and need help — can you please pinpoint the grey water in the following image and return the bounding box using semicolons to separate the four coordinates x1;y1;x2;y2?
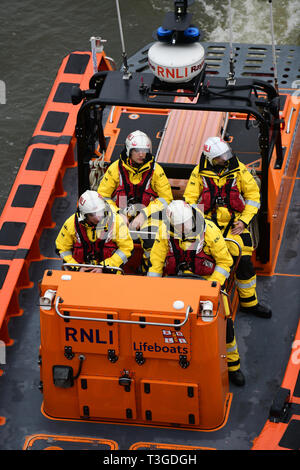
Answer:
0;0;299;214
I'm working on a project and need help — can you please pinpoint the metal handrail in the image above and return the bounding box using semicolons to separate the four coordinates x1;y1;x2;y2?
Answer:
54;296;191;328
286;107;296;134
62;263;124;274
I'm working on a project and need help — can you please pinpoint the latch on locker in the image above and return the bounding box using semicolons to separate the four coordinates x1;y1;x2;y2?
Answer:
119;370;132;392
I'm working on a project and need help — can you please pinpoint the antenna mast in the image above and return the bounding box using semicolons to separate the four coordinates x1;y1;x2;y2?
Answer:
116;0;132;80
268;0;278;92
226;0;236;86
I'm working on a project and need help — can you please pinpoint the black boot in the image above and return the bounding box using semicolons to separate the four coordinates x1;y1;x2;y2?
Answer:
240;303;272;318
229;369;245;386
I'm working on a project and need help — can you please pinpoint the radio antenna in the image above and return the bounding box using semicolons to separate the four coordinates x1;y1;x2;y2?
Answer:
116;0;132;80
226;0;236;86
268;0;278;92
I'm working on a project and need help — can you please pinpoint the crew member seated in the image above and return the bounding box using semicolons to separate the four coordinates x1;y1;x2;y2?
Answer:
55;190;133;273
147;200;245;386
97;130;173;272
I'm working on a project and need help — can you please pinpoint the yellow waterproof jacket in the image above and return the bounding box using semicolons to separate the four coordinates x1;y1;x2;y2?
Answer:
55;212;133;268
184;156;260;229
98;154;173;217
147;218;233;286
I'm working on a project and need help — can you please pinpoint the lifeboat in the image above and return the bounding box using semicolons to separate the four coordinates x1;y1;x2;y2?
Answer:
0;0;299;453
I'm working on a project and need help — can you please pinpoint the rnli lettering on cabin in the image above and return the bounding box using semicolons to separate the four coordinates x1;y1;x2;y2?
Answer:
64;326;190;359
131;327;190;361
65;327;114;345
133;341;188;355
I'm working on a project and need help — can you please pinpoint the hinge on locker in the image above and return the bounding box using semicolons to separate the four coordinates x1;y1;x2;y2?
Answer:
108;349;118;363
135;351;145;365
64;346;75;360
179;355;190;369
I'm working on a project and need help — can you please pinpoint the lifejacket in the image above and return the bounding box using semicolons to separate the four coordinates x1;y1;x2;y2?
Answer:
199;175;245;215
164;236;215;277
73;214;117;264
113;158;158;210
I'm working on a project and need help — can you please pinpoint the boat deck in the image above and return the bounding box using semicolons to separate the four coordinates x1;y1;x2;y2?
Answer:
0;92;299;450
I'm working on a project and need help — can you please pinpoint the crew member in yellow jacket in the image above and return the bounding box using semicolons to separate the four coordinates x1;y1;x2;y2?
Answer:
184;136;271;318
147;200;245;386
98;130;173;272
55;190;133;273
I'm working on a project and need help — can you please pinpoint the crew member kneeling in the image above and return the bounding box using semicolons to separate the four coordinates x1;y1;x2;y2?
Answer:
55;190;133;273
147;200;245;386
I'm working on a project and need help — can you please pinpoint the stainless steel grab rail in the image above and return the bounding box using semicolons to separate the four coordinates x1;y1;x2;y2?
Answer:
62;263;124;274
55;296;191;328
286;107;295;134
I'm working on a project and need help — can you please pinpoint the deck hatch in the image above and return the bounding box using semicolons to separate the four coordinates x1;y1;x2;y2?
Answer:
23;434;118;450
140;379;199;425
78;376;137;420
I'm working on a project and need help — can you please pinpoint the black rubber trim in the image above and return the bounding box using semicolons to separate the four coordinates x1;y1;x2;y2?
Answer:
278;419;300;450
41;111;69;133
11;185;41;208
64;53;90;74
25;148;54;171
0;222;26;246
293;371;300;398
53;82;80;103
27;135;72;147
0;265;9;289
0;249;29;260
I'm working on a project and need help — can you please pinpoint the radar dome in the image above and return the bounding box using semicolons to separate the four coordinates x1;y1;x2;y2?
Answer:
148;42;205;83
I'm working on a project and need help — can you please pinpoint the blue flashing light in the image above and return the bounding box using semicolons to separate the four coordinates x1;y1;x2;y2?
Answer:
184;27;200;39
157;26;173;38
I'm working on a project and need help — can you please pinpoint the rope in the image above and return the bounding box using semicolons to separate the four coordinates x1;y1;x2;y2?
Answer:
89;152;106;190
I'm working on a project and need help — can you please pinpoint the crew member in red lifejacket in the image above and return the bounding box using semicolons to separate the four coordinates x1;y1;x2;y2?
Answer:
97;130;173;272
147;200;245;386
184;136;271;318
55;190;133;273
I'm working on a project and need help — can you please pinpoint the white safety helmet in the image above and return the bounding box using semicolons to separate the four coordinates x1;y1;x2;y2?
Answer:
166;200;193;226
203;136;233;165
125;130;152;157
78;190;109;222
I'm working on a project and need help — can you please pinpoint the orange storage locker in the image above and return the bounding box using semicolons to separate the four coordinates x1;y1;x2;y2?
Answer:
39;269;230;430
